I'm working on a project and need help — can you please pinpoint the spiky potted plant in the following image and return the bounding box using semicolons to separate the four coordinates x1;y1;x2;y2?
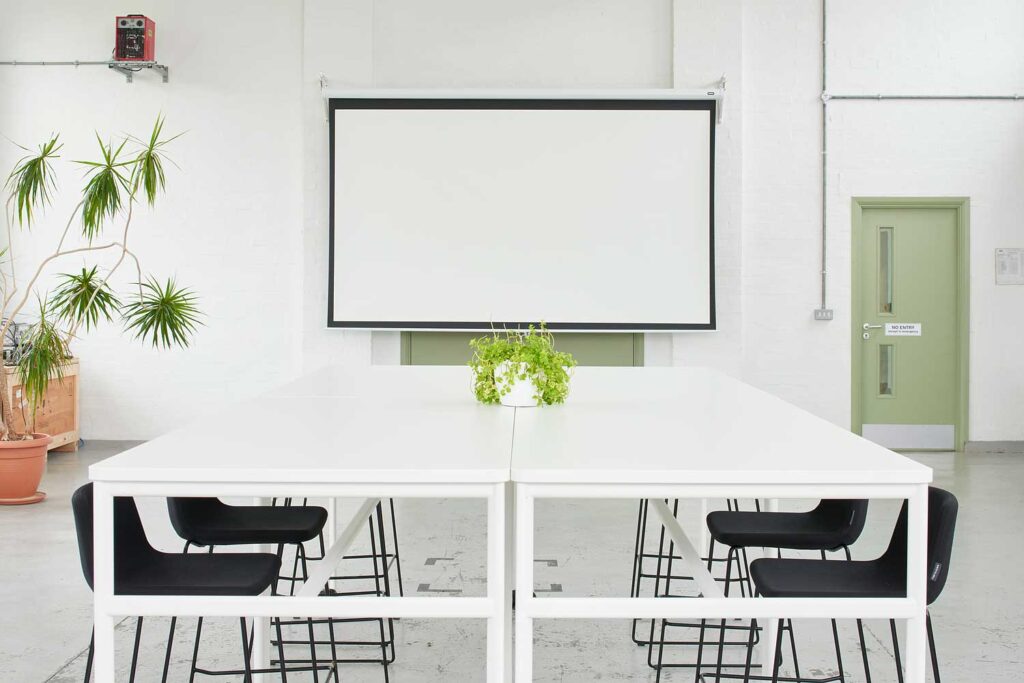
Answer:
0;116;201;504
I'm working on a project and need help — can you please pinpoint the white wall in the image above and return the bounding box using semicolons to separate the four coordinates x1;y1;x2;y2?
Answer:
0;0;304;439
3;0;1021;441
300;0;677;371
742;0;1024;440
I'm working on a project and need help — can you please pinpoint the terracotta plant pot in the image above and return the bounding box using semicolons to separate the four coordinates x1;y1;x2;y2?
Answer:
0;433;52;505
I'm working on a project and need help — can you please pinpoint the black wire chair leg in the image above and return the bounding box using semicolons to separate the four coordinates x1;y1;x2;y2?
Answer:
855;618;872;683
654;618;669;683
830;619;846;683
127;616;144;683
712;549;737;677
926;612;940;683
369;505;393;681
298;543;320;683
770;618;785;683
83;631;94;683
742;617;759;683
389;497;405;597
189;617;204;683
160;616;177;683
645;502;672;663
889;619;904;683
663;499;681;598
376;501;398;664
693;617;709;683
238;617;254;683
690;535;719;683
786;620;801;680
630;499;647;644
273;544;290;683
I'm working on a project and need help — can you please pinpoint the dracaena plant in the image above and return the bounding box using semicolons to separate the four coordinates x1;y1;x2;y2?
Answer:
0;115;201;439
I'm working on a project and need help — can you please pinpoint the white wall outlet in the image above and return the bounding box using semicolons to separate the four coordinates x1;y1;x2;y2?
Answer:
813;309;834;321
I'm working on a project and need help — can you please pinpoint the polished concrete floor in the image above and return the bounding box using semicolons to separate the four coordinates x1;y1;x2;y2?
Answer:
2;441;1021;681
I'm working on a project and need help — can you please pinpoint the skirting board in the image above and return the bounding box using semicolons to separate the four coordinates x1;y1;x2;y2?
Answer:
965;441;1024;454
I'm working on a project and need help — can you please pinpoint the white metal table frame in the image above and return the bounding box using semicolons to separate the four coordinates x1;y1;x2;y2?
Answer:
90;479;511;683
87;367;932;683
514;482;929;682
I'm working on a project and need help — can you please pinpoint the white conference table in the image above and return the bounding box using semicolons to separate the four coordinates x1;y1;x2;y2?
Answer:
89;365;932;682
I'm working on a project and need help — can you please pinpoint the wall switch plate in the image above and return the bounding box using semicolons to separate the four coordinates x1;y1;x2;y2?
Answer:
814;308;834;321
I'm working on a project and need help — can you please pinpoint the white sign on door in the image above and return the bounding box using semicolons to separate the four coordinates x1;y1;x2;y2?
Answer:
885;323;922;337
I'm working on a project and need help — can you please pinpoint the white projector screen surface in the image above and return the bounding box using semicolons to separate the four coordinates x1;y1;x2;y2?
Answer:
329;98;715;330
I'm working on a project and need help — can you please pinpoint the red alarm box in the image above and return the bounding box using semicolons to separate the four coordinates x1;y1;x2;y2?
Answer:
115;15;156;62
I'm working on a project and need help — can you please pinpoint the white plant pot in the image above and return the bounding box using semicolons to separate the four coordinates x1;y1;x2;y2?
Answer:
497;362;540;407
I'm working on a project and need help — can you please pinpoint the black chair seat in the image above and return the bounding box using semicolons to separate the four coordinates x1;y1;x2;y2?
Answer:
750;556;905;599
706;499;868;551
168;498;328;546
707;511;847;550
119;553;281;596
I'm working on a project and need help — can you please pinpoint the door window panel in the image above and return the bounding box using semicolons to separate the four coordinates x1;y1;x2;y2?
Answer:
879;227;894;314
879;344;895;396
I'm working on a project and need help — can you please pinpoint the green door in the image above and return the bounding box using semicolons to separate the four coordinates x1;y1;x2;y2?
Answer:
855;205;964;450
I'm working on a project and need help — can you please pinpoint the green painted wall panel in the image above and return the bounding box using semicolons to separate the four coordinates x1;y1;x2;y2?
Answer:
402;332;643;367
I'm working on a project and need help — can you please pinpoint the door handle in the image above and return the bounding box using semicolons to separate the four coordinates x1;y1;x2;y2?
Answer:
862;323;883;330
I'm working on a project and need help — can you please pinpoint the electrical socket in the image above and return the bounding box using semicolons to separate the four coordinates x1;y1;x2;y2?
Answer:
813;309;834;321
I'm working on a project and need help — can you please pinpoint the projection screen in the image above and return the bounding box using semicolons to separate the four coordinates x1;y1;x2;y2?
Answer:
329;96;715;330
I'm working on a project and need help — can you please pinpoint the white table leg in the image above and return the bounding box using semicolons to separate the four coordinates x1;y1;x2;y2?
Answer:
251;497;272;682
515;484;534;682
904;485;929;682
505;481;515;681
761;618;779;674
760;497;781;668
93;483;116;681
487;483;509;683
699;497;709;557
326;496;337;592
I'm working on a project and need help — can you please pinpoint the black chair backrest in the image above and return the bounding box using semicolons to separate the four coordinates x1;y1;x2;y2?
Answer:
166;497;226;543
815;499;870;549
71;483;156;591
925;487;958;604
880;486;959;605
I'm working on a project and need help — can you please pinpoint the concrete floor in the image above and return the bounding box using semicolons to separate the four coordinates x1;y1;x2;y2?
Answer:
2;441;1022;681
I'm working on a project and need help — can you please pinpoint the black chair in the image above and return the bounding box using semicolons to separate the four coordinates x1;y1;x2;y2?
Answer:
72;483;281;683
739;487;958;683
632;498;769;671
652;500;870;682
167;496;332;682
167;497;401;682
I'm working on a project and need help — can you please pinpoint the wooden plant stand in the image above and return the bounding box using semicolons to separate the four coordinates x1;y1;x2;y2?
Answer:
3;359;80;451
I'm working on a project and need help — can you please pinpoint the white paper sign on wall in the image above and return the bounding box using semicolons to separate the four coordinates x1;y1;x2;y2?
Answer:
885;323;922;337
995;248;1024;285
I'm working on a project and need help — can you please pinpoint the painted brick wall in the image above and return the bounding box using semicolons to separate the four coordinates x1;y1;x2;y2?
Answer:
4;0;1019;440
0;0;305;439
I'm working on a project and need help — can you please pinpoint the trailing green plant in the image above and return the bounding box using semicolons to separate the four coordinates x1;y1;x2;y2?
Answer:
468;324;577;405
0;115;201;438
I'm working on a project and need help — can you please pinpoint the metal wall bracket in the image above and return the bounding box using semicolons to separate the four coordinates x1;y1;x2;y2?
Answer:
107;61;169;83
